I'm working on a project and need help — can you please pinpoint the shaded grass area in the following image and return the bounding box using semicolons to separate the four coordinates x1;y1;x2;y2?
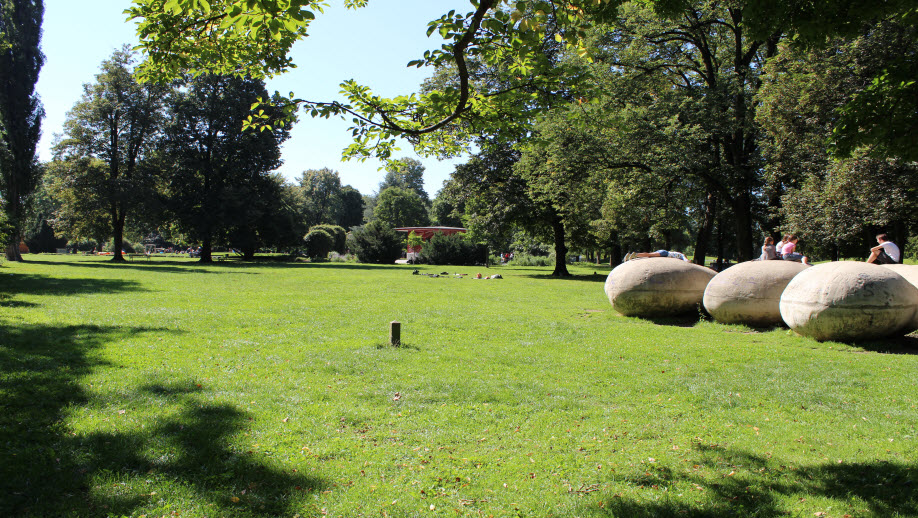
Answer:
0;255;916;517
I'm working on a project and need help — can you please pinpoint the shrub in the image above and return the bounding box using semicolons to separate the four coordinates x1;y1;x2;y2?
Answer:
103;239;136;253
420;232;488;266
509;232;551;256
310;224;346;253
328;252;356;263
347;221;404;264
304;228;334;260
68;239;97;252
508;253;554;267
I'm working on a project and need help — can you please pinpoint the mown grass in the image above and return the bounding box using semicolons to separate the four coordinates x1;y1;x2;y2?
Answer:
1;255;916;518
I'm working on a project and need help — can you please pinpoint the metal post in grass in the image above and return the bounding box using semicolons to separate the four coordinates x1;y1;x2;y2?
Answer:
390;321;401;347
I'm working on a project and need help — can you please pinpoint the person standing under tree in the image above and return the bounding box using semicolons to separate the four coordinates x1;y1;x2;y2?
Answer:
866;233;901;264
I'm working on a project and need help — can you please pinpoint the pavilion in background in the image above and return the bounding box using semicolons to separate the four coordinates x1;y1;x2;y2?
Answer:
395;226;467;261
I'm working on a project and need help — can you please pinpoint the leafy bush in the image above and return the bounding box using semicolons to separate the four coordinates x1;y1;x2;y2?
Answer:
419;232;488;266
68;239;97;252
347;221;404;264
509;232;551;256
310;224;346;253
303;228;334;260
103;239;137;253
508;253;554;267
328;252;356;263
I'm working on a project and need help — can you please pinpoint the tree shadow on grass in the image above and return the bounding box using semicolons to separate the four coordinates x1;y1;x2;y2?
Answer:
276;261;412;271
641;314;704;328
78;397;324;517
0;293;38;308
23;259;249;275
30;258;410;273
518;272;609;282
0;321;173;515
0;272;146;297
849;334;918;355
0;321;323;517
573;443;916;517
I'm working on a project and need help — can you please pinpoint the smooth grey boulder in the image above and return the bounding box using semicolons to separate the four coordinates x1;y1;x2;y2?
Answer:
703;260;809;327
881;263;918;288
604;258;716;317
779;261;918;341
881;264;918;330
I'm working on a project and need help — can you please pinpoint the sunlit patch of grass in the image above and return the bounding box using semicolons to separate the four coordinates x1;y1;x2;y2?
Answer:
0;255;915;517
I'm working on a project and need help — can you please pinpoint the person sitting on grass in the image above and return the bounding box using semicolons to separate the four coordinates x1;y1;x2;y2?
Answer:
625;250;689;262
781;235;810;265
866;233;900;264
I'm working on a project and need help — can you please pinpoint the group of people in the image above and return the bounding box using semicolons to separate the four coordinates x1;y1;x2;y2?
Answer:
759;234;809;265
622;233;902;267
760;232;900;265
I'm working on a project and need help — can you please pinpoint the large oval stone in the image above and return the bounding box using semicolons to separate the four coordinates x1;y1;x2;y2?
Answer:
881;264;918;331
703;260;809;327
779;261;918;341
604;259;716;317
881;263;918;288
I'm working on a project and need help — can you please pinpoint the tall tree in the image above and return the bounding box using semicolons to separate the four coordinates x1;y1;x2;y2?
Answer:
53;47;169;262
162;74;290;262
758;20;918;258
44;156;111;249
0;0;44;261
557;2;782;261
444;142;575;276
373;187;430;228
379;158;429;205
297;167;343;229
337;185;365;229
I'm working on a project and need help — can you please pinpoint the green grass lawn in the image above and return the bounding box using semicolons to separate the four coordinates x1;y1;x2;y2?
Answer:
1;255;916;517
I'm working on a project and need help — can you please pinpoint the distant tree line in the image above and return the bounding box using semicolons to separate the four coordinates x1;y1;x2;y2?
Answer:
18;49;472;263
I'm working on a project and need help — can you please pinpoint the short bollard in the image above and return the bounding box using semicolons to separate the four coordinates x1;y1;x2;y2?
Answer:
390;321;401;347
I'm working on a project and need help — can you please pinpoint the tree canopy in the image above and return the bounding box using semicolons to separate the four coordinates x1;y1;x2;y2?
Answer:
127;0;917;164
52;47;168;262
162;73;292;262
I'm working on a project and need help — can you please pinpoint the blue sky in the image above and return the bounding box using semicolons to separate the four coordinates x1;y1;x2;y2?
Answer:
36;0;470;197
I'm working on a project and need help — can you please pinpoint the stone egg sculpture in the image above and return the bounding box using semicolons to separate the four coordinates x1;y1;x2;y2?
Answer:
604;258;716;317
881;263;918;289
779;261;918;341
703;260;809;327
880;264;918;329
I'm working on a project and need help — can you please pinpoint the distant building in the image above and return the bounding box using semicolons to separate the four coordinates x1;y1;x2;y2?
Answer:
395;226;467;261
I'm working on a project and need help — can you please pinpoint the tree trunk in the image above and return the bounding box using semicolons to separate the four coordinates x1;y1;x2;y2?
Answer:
111;207;126;262
893;220;909;263
200;236;213;263
3;183;23;261
693;191;716;266
609;231;622;267
6;240;23;261
731;191;755;262
242;246;255;261
550;213;570;277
